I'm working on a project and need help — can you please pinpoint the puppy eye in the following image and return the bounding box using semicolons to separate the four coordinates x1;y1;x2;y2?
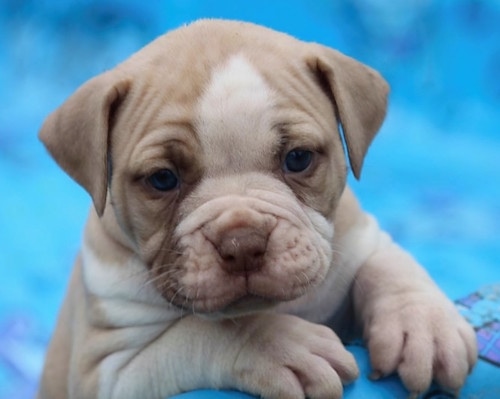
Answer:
283;149;313;173
147;169;179;191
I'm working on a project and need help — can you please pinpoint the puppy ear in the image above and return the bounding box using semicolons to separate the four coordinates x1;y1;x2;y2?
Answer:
306;45;389;179
39;71;130;216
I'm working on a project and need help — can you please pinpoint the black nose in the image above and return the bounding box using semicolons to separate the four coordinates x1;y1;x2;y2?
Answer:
216;227;268;274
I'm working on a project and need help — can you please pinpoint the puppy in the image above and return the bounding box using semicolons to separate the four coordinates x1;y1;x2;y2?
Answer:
37;19;477;399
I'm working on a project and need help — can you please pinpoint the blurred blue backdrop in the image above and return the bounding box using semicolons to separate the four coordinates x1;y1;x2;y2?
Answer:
0;1;499;397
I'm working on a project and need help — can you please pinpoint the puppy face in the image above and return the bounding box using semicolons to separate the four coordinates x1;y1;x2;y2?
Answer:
39;20;388;316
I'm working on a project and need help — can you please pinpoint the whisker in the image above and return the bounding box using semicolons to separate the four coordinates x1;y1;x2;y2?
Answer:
293;274;303;289
169;285;185;308
140;246;184;257
300;271;311;286
143;267;178;287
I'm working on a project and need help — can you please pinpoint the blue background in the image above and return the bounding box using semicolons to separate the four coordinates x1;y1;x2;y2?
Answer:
0;1;499;398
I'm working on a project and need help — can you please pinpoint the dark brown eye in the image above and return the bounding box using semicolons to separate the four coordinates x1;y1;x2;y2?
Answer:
147;169;179;191
283;149;313;173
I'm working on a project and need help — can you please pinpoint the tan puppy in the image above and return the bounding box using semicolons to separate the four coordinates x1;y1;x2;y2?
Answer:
37;19;477;399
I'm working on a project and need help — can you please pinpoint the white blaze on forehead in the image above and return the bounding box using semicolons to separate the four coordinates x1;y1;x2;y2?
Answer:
196;54;278;173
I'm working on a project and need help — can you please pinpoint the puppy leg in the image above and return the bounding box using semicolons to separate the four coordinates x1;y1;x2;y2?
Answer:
105;314;359;399
353;238;477;396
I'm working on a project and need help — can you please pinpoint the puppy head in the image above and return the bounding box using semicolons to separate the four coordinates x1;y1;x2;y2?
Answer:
40;20;388;316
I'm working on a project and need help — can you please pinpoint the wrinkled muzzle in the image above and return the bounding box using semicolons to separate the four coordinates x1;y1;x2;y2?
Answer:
153;185;334;316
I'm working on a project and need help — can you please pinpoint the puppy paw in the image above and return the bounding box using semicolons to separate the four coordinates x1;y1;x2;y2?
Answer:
365;292;477;396
230;314;359;399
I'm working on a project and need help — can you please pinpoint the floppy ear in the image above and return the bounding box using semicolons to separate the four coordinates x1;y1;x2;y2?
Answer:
39;71;130;216
306;45;389;179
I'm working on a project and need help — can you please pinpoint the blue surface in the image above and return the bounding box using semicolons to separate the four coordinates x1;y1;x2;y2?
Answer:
0;1;499;398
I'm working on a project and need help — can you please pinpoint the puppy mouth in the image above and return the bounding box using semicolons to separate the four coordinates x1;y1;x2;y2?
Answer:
161;256;324;315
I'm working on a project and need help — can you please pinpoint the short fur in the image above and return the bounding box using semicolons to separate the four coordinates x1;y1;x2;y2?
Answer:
37;20;476;399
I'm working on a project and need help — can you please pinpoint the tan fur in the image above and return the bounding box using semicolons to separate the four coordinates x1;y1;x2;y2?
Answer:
38;19;476;399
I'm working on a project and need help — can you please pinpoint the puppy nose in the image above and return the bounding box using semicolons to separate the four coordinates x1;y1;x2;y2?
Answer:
217;227;268;274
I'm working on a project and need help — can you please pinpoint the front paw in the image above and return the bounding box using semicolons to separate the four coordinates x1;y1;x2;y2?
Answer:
230;314;359;399
365;292;477;396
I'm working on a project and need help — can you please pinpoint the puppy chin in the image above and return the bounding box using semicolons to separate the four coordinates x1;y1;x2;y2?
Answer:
165;282;292;318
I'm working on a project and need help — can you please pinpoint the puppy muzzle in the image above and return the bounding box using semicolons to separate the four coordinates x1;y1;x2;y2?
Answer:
152;189;334;315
